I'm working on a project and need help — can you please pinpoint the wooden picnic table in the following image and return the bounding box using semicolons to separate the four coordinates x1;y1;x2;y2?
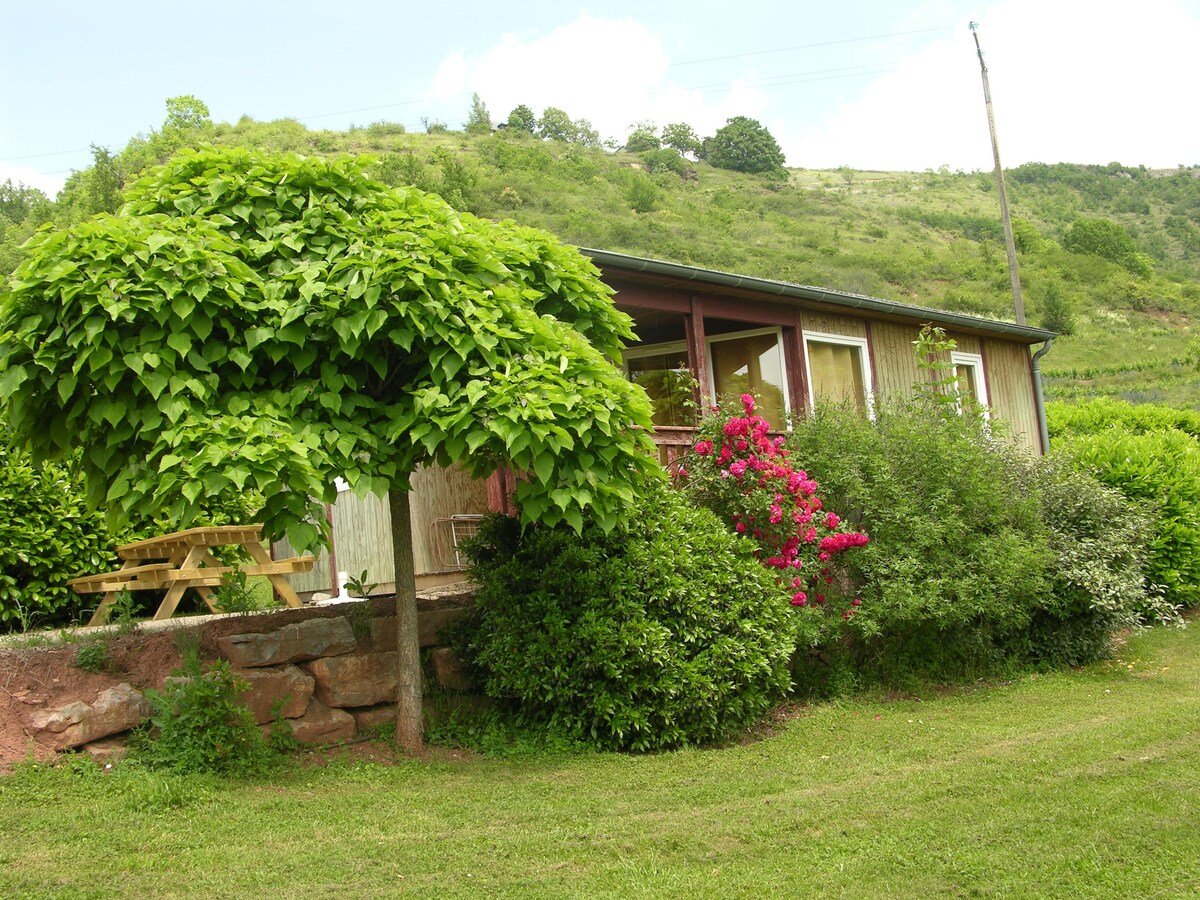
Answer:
69;525;315;626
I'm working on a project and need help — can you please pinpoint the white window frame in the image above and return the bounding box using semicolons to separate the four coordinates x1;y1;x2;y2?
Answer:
705;326;792;427
802;330;875;418
950;350;989;418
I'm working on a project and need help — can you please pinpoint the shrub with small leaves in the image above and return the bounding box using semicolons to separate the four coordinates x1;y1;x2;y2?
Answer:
458;481;795;751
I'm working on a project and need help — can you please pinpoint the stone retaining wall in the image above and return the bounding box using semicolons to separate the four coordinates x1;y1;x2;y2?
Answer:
9;584;475;761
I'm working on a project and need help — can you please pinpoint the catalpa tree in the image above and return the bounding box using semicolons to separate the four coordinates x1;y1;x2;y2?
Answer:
0;147;659;748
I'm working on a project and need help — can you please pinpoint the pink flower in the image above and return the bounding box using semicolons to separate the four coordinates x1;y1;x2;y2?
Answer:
736;439;749;452
695;440;713;456
735;521;747;533
741;394;756;414
769;504;783;524
851;597;862;607
825;512;841;529
791;592;807;606
729;460;747;478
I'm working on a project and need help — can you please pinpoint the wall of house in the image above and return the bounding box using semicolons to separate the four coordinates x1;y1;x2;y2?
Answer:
272;463;490;596
981;338;1042;452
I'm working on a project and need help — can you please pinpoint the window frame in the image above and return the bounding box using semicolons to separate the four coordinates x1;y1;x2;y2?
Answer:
802;330;874;418
705;326;792;427
950;350;990;418
622;340;694;428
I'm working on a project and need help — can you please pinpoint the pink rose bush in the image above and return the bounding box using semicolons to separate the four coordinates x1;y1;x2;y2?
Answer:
678;394;868;623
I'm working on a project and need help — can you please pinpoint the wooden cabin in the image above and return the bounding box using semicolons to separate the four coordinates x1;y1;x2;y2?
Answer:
275;249;1056;597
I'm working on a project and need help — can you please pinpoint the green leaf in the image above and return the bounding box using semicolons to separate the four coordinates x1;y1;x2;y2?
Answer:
0;365;29;400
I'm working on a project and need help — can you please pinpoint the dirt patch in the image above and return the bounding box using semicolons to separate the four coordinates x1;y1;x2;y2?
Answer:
0;630;184;769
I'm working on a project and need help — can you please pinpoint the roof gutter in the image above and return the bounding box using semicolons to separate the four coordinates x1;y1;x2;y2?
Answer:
583;248;1057;344
1030;337;1055;454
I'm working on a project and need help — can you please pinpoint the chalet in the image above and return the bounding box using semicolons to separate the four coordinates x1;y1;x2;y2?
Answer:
275;249;1056;597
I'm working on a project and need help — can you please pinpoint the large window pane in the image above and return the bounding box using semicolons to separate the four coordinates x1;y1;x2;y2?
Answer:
626;348;693;427
709;331;788;426
955;363;978;403
807;339;867;413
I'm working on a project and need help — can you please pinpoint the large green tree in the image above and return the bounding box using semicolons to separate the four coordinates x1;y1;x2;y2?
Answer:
0;147;659;748
704;116;786;174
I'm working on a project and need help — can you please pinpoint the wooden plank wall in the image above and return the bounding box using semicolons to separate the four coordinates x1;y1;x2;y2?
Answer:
801;312;866;339
794;313;1040;454
982;339;1041;453
867;321;922;400
409;463;491;575
271;463;491;596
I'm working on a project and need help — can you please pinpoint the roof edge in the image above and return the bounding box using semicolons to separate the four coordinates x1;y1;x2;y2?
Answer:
581;247;1056;343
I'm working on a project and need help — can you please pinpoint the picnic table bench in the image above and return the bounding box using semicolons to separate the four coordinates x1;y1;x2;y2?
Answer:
69;525;315;626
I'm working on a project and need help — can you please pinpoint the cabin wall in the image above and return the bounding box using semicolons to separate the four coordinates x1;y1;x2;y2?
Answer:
272;463;490;597
981;338;1042;453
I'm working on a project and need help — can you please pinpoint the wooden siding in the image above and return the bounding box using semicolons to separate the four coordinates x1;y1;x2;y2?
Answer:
409;463;491;575
272;518;334;595
271;463;490;596
799;312;867;339
982;339;1041;453
868;321;923;400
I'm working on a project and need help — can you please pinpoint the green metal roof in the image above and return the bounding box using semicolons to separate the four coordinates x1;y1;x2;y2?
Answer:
583;248;1056;344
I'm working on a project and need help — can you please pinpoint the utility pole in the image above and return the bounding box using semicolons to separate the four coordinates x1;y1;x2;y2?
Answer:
970;22;1026;325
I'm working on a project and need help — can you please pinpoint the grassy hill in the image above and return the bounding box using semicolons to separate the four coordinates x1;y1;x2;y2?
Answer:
4;112;1200;406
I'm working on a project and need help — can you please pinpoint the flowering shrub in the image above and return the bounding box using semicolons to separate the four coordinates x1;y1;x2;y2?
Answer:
678;394;868;639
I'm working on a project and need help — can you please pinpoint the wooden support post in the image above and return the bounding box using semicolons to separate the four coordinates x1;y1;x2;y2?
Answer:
389;488;424;752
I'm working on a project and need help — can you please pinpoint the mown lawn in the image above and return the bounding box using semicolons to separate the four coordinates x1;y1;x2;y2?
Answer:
2;622;1198;899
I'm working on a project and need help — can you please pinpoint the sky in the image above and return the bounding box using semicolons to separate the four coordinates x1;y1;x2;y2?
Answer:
3;0;1199;198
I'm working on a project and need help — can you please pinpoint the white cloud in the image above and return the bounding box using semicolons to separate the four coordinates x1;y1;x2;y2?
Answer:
0;162;66;198
426;13;767;143
782;0;1200;171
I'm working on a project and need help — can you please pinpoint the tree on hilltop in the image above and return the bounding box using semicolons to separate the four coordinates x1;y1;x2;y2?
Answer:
704;116;786;174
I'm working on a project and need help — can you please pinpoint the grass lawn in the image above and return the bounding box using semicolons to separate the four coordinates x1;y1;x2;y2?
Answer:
2;623;1198;899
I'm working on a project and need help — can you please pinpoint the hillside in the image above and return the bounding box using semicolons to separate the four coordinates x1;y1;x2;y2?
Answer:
3;110;1200;406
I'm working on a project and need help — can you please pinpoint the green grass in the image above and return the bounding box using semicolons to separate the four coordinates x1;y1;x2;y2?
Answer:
3;622;1199;898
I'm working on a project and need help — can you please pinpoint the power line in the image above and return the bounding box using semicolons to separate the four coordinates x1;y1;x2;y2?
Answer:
1;147;93;162
669;25;954;67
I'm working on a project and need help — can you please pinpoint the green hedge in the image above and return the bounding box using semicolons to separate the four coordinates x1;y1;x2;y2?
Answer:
1054;427;1200;609
457;483;795;751
0;445;118;630
1048;399;1200;441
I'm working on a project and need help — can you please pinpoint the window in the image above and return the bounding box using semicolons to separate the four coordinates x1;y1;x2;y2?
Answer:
803;331;872;415
624;342;693;427
707;328;790;427
950;351;989;415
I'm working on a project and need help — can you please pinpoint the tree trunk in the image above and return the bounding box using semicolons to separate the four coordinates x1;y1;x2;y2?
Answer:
389;488;424;752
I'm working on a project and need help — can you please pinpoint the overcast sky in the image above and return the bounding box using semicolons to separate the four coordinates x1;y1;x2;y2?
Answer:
3;0;1198;197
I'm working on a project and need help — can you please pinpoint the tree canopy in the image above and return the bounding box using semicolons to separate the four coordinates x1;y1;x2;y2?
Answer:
704;116;786;174
0;147;660;551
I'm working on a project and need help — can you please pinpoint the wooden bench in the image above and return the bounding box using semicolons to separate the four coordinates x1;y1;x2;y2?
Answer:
69;525;316;626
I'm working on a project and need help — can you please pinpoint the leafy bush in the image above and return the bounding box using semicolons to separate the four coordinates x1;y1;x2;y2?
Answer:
1025;455;1175;666
1047;398;1200;441
0;443;118;631
785;401;1159;681
1064;216;1153;277
132;637;279;774
457;482;795;751
642;148;689;177
1054;426;1200;609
